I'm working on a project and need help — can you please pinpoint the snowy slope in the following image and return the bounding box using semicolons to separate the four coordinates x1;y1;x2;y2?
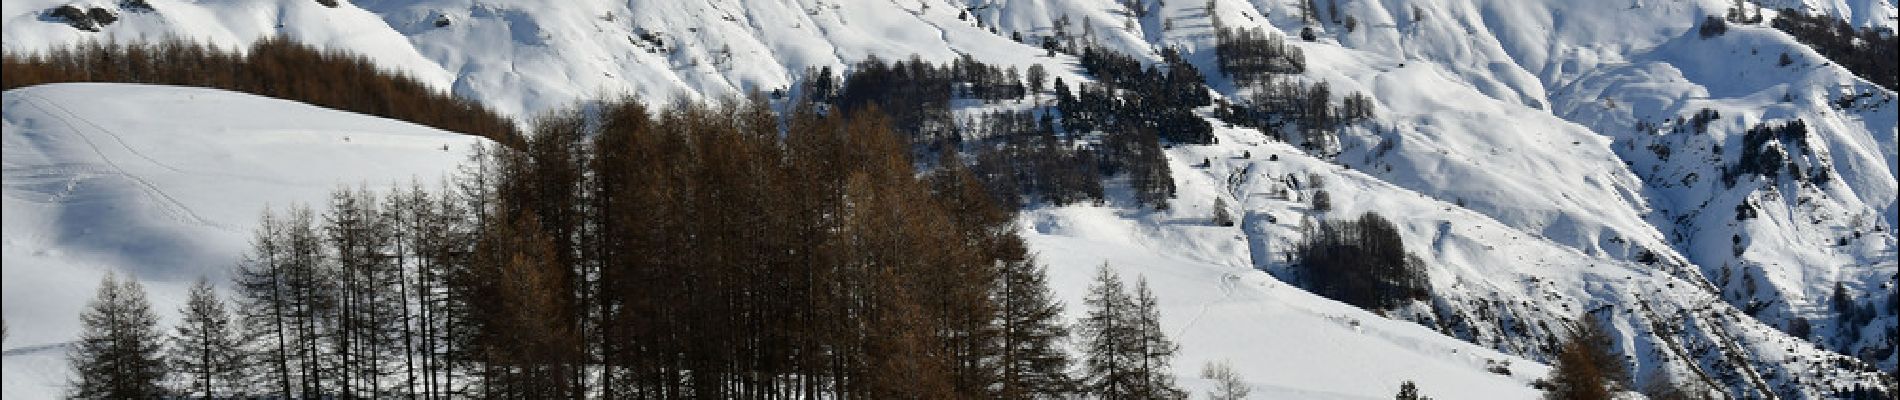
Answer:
4;0;1898;398
1029;118;1890;397
0;0;456;91
0;84;1552;399
2;83;485;398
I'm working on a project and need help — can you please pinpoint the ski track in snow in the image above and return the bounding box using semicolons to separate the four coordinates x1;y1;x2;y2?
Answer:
12;94;227;232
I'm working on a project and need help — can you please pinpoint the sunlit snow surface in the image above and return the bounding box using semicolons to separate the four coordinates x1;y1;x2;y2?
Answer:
4;0;1897;398
2;84;483;398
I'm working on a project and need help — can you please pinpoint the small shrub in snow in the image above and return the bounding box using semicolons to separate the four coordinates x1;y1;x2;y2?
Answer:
1311;189;1332;212
1485;359;1512;376
1395;380;1432;400
1787;317;1812;339
1699;16;1728;38
1213;198;1236;227
1293;212;1431;310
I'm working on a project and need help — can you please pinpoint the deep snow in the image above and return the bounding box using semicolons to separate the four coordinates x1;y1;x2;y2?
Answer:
2;83;484;398
4;0;1897;398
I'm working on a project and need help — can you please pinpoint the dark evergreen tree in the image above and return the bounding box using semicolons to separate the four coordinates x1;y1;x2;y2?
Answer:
1771;8;1897;91
67;272;167;400
1130;278;1185;399
231;206;329;398
1080;265;1182;399
993;259;1077;399
1081;264;1139;399
169;278;249;398
1294;212;1431;310
322;187;405;398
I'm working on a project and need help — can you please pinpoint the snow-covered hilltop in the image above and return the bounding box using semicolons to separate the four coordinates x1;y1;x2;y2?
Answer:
4;0;1896;398
2;83;484;398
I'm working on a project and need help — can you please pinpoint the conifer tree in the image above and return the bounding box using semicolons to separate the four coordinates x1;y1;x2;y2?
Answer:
1131;278;1184;399
1081;266;1182;399
67;272;167;399
233;211;295;397
169;277;249;398
1396;380;1432;400
1081;264;1141;399
994;259;1076;399
1213;197;1236;226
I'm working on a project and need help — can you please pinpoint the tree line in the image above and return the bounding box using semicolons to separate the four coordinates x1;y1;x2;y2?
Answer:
1292;212;1431;310
1207;25;1375;155
1213;75;1375;155
808;49;1187;211
1722;119;1819;188
1769;8;1899;91
62;96;1185;399
1215;27;1307;85
1;38;520;145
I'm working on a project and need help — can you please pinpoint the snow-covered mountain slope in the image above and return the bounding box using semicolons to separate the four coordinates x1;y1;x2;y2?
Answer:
1031;118;1891;398
4;0;1897;397
0;0;456;91
1759;0;1900;29
1;83;484;398
1032;220;1552;399
0;83;1556;399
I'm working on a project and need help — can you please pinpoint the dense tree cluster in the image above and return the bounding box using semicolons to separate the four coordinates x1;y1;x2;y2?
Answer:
965;110;1105;207
1;39;520;145
1207;22;1375;155
64;97;1119;399
1771;9;1899;91
824;54;1027;144
1215;27;1307;84
67;273;167;400
1686;108;1721;134
810;47;1189;210
1293;213;1431;310
57;109;1189;398
828;55;954;143
46;5;119;32
168;279;248;398
1071;46;1215;145
1722;119;1817;187
1829;282;1889;357
1214;76;1375;153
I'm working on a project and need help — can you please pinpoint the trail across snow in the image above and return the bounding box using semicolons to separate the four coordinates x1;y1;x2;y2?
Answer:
2;83;485;399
